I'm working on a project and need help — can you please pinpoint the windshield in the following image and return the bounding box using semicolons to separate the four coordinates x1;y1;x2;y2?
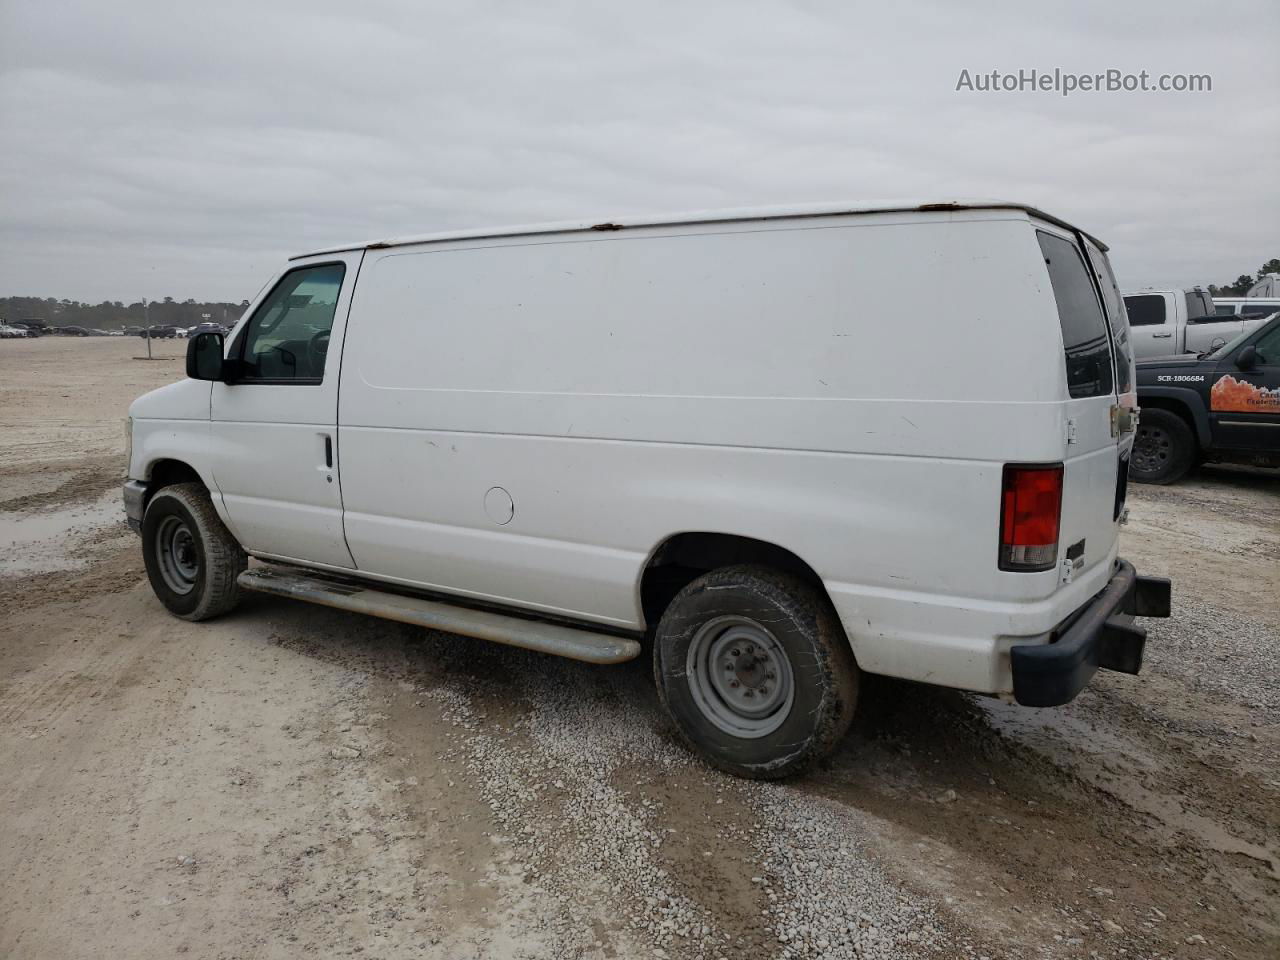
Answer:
1205;326;1257;360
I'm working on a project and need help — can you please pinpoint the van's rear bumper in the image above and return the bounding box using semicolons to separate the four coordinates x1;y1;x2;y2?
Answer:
1009;559;1171;707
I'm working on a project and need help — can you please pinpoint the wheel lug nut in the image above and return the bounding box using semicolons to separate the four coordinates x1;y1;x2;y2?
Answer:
725;663;735;671
731;648;740;657
766;672;775;680
760;687;768;695
729;680;739;688
744;690;754;698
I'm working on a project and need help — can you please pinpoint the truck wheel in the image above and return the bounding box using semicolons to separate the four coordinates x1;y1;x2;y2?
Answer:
1131;409;1195;484
141;482;246;621
653;565;858;779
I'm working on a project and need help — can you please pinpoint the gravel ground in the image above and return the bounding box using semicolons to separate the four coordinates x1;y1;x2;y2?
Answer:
1;337;1277;959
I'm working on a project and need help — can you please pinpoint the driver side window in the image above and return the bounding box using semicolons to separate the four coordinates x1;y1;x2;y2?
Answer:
237;263;346;383
1253;324;1280;365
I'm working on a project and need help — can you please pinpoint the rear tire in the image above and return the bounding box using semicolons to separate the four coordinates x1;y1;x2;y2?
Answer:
141;482;246;621
653;565;859;779
1131;408;1196;484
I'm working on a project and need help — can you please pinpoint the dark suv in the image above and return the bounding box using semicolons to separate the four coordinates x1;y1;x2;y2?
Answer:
1134;314;1280;483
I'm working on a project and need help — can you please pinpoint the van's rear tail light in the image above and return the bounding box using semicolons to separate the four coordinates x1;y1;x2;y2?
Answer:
999;463;1064;572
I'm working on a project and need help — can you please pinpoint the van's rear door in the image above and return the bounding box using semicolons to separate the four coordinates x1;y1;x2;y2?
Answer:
1037;230;1124;584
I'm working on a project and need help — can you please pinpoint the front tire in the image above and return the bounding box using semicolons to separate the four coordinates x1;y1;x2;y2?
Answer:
1131;408;1196;484
141;482;246;621
653;565;859;779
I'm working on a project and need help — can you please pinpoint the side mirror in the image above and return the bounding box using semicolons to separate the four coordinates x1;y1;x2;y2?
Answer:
1209;337;1226;352
186;332;226;381
1235;345;1258;371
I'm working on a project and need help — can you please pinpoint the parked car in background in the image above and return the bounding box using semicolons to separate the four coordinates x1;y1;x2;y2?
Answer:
1134;313;1280;483
0;322;31;338
1123;287;1271;359
1246;273;1280;298
138;325;180;339
1211;296;1280;319
13;319;46;337
57;325;92;337
188;322;229;337
124;201;1169;779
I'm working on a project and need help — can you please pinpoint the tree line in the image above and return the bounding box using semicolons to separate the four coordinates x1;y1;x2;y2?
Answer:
1207;258;1280;297
0;296;250;330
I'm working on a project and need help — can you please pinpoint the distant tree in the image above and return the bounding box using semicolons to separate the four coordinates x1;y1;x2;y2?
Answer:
0;295;249;329
1208;261;1278;297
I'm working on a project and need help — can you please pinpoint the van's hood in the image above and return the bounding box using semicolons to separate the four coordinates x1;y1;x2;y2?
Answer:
129;378;211;420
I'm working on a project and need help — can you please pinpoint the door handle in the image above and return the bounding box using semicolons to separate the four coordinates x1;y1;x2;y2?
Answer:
323;435;333;468
1152;332;1173;339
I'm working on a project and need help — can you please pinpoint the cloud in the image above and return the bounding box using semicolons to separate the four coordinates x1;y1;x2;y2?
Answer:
1;0;1276;301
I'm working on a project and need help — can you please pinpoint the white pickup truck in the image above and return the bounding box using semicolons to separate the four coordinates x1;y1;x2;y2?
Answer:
124;201;1171;779
1123;287;1273;359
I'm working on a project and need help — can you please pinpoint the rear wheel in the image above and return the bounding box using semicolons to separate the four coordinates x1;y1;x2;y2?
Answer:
141;482;246;620
1131;408;1196;484
653;565;858;779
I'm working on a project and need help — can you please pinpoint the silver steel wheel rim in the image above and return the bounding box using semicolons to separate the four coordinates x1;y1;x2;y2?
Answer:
155;515;199;595
685;615;795;739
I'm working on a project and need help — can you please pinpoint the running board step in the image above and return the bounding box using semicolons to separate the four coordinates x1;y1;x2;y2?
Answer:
236;566;642;665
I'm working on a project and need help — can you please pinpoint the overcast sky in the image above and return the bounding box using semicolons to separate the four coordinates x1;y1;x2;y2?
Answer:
1;0;1276;303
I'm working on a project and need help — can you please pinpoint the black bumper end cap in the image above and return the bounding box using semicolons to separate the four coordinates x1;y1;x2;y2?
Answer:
1011;559;1165;708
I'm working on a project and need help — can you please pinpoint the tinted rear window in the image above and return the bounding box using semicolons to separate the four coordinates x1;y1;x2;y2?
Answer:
1215;304;1236;316
1084;239;1132;394
1185;290;1212;320
1123;294;1166;327
1038;231;1114;399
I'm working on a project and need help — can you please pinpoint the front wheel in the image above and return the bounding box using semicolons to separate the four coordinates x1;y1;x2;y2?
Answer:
653;565;859;779
141;482;246;621
1131;408;1196;484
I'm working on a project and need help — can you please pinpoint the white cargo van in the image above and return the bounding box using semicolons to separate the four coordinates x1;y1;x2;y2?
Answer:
124;202;1169;778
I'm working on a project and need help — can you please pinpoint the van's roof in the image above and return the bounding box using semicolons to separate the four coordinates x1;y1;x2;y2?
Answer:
291;200;1106;260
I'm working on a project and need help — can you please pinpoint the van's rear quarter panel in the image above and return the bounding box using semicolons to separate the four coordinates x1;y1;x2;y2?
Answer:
336;214;1083;688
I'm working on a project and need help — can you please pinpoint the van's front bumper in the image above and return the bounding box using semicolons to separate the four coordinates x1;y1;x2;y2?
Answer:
1009;559;1171;707
123;480;147;534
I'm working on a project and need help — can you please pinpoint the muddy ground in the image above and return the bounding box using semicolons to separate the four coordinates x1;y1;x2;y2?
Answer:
1;336;1277;960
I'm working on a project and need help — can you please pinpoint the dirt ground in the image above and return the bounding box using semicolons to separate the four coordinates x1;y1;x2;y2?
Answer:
2;336;1277;960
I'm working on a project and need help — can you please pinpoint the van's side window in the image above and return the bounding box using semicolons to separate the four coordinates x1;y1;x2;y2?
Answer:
1123;295;1166;327
236;263;346;383
1084;238;1133;394
1240;303;1277;318
1037;232;1114;399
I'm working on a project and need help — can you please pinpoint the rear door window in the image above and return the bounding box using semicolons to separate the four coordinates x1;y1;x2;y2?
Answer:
1122;295;1166;327
1083;238;1133;394
1215;304;1237;316
1038;231;1114;399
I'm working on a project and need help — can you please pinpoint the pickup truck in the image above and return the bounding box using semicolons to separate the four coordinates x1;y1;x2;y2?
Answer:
1133;313;1280;483
1123;288;1273;360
